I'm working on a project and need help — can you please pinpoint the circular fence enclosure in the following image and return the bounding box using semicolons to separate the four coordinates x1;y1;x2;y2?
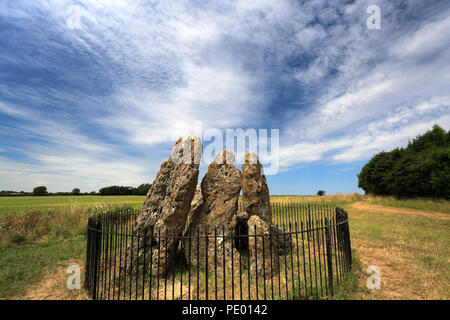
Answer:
85;203;352;300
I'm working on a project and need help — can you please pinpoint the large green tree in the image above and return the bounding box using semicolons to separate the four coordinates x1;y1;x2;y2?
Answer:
33;186;48;196
358;125;449;198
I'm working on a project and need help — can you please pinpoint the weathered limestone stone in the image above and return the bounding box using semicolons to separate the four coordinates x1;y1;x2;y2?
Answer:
190;150;242;234
247;215;292;276
186;185;203;227
124;135;201;275
242;152;271;223
184;150;242;267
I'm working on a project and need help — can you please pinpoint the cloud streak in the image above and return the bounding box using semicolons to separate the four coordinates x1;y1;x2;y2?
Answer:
0;0;449;192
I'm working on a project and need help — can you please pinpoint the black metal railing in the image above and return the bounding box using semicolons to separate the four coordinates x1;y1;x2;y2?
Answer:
85;203;352;300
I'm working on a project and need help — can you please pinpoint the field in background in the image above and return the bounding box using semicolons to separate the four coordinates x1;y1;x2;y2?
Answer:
0;193;364;216
0;193;449;299
269;193;363;206
0;195;145;215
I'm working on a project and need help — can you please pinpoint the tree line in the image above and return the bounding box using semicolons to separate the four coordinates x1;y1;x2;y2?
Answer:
0;183;151;196
98;184;151;195
358;125;449;198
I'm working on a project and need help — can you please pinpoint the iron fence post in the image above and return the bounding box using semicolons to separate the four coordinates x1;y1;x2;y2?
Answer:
324;217;333;294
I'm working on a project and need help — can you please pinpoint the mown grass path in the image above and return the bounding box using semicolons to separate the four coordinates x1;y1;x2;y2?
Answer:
344;201;450;300
353;200;450;220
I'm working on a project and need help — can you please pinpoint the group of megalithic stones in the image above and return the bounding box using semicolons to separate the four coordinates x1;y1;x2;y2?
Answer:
123;135;291;277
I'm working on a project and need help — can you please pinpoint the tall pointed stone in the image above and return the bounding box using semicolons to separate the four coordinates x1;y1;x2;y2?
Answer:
184;150;242;266
124;135;201;275
242;152;292;275
242;152;271;223
191;150;241;234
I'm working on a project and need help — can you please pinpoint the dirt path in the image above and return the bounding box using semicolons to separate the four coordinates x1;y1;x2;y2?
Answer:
17;260;89;300
351;200;450;221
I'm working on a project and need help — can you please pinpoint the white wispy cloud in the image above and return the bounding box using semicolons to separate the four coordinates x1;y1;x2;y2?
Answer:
0;0;449;191
279;6;450;169
280;99;450;167
0;154;155;193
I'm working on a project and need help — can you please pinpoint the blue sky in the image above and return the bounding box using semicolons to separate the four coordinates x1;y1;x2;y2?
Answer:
0;0;449;195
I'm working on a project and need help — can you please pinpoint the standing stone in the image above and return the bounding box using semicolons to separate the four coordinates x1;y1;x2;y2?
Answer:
242;152;271;223
242;153;292;275
186;185;203;227
190;150;242;234
184;150;242;267
247;215;292;276
124;135;201;275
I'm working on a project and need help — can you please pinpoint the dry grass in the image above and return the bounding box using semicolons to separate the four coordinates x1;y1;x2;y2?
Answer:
0;205;133;299
0;207;87;247
3;195;448;300
0;204;136;247
344;201;450;300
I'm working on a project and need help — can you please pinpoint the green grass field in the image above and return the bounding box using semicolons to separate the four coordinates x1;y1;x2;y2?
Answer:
0;194;365;216
0;195;145;216
0;194;448;300
0;196;146;299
